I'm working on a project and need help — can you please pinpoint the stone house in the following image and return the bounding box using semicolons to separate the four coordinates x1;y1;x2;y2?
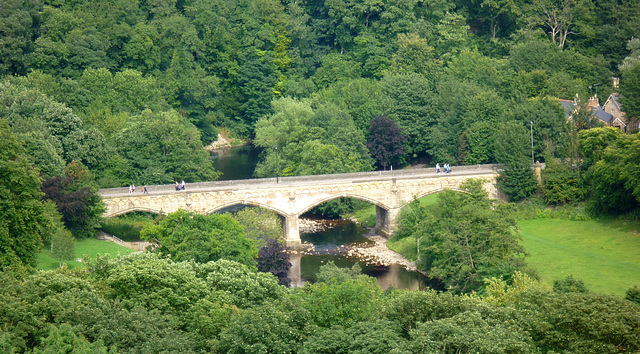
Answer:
560;77;638;133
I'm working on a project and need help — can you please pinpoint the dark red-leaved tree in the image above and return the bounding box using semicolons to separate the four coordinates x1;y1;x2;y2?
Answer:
367;114;406;170
41;161;104;238
257;239;291;286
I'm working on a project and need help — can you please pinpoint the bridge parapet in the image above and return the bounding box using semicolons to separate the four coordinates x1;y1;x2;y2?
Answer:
99;164;500;196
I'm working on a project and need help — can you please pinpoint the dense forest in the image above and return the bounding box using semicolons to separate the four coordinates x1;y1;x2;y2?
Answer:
1;0;640;188
2;0;640;351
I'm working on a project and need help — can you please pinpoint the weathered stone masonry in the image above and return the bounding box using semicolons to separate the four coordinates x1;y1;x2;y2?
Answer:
100;165;501;249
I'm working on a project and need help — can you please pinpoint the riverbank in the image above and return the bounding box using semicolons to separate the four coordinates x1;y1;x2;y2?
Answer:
205;130;245;152
296;217;419;272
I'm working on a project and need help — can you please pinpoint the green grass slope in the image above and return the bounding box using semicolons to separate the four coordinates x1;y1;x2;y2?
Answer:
38;238;136;271
519;218;640;297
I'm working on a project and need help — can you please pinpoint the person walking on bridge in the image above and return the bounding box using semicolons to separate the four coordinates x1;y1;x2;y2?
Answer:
436;163;441;174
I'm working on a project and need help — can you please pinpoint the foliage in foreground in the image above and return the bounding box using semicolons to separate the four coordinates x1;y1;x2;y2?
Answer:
394;179;526;293
1;255;640;353
140;210;258;267
0;119;50;270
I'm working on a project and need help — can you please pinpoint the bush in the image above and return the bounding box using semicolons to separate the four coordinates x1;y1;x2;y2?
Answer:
626;286;640;305
541;159;587;205
553;275;589;293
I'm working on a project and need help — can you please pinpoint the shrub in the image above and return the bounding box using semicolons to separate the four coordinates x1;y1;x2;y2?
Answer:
626;286;640;305
541;159;587;205
553;275;589;293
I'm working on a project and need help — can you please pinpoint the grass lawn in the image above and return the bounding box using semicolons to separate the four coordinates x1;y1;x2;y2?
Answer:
37;238;136;271
519;218;640;297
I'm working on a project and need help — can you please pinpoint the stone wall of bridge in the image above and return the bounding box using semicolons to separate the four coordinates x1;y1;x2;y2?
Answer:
100;165;500;248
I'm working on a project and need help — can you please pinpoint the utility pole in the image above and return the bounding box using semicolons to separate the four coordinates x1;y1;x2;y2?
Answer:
275;145;279;183
530;121;534;166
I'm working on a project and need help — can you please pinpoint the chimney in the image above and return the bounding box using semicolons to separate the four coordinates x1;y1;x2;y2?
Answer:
587;95;599;109
613;77;619;90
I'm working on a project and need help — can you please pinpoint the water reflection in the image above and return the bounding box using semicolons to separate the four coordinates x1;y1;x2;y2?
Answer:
211;145;260;180
288;253;436;291
301;219;372;251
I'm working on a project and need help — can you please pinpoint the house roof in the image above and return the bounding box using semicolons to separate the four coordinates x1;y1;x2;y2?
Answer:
558;98;612;124
592;106;613;124
559;100;575;117
604;93;623;112
611;116;627;128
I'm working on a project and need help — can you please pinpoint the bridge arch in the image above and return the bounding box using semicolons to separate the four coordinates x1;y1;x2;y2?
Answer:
204;201;289;219
297;193;391;216
105;207;165;218
204;200;301;248
399;188;465;209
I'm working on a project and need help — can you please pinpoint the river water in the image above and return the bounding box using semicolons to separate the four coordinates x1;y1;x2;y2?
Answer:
211;145;434;290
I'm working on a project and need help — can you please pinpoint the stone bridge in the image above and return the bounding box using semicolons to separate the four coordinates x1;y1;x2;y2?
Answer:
99;164;501;248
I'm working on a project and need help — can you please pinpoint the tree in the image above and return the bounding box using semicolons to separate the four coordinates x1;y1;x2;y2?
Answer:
301;320;407;353
233;207;283;247
408;310;536;353
141;210;258;267
218;300;310;353
541;158;587;204
367;114;406;170
115;109;219;184
314;78;392;132
34;324;109;354
0;0;42;76
495;121;538;201
460;121;495;165
41;161;104;239
527;0;595;48
51;228;75;269
257;239;291;287
381;73;436;158
0;119;48;269
626;286;640;305
312;53;363;89
253;98;372;178
429;77;509;164
389;33;439;77
620;38;640;119
587;132;640;213
578;127;621;168
295;262;381;328
401;180;527;293
512;97;570;160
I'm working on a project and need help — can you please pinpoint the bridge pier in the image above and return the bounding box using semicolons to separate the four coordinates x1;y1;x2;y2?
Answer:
376;206;402;238
283;214;302;249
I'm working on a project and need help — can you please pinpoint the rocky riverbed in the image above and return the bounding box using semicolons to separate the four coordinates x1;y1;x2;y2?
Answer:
345;234;418;272
293;217;418;272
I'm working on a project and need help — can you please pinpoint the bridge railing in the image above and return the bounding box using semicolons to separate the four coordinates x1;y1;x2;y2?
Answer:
100;164;500;195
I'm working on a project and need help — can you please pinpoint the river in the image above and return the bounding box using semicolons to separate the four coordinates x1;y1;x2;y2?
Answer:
211;145;435;290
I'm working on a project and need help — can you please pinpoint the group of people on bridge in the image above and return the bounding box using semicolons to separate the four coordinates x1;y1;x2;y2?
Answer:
175;180;186;191
435;163;451;174
129;184;148;194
